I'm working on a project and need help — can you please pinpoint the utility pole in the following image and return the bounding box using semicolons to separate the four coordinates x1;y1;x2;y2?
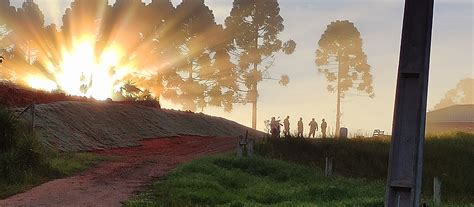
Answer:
385;0;434;206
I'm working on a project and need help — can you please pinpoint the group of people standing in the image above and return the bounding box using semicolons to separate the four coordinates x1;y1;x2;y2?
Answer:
270;116;328;138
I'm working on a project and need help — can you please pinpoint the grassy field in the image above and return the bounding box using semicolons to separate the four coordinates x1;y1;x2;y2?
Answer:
256;132;474;204
126;155;470;206
0;106;106;199
126;155;385;206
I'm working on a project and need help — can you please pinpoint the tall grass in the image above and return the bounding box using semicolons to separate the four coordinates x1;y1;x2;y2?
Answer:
255;133;474;203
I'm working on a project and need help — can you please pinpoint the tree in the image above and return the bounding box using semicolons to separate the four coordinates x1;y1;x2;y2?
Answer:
0;0;17;31
131;0;176;70
225;0;296;129
0;0;18;63
100;0;147;56
14;0;45;64
61;0;109;41
433;78;473;110
160;0;238;112
315;20;374;137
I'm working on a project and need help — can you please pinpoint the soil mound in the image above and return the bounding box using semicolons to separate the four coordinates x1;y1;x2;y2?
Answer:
21;101;263;151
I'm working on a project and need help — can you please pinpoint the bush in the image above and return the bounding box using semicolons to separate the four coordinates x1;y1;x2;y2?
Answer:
0;107;18;151
0;107;50;182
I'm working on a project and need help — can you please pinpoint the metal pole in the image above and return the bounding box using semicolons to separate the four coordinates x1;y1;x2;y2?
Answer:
385;0;434;206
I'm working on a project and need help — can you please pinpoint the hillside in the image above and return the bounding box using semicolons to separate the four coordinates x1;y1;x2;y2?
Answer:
14;101;263;152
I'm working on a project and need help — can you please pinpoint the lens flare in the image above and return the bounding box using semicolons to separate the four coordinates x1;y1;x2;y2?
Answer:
28;36;130;100
26;76;57;92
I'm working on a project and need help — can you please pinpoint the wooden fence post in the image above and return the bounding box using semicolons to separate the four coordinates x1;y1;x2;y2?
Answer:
247;139;254;157
237;136;244;158
433;177;441;207
325;157;333;177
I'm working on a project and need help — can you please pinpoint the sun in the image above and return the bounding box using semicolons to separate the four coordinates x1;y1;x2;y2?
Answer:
35;37;130;100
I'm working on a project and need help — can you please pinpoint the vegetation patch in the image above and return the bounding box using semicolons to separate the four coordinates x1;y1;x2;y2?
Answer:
125;155;385;206
256;133;474;204
0;107;106;199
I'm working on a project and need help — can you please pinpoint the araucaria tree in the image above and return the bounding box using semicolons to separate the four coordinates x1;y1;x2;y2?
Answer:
315;20;374;137
226;0;296;129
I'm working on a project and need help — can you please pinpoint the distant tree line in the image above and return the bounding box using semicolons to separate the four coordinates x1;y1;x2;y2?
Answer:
0;0;296;129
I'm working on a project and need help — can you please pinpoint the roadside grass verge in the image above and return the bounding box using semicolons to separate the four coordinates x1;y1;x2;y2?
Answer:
126;155;385;206
255;132;474;204
0;106;107;199
0;151;106;199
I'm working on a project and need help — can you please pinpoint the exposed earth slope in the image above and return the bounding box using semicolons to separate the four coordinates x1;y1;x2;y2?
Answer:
16;101;263;151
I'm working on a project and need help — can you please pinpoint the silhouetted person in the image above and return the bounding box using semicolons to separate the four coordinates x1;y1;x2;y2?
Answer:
308;118;318;138
270;117;281;138
283;116;290;137
321;119;328;138
297;117;303;138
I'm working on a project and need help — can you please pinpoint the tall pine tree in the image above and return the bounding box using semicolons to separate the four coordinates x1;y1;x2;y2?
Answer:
315;20;374;137
225;0;296;129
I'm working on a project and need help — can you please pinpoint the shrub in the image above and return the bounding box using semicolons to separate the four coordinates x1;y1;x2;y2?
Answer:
0;106;49;182
0;107;18;151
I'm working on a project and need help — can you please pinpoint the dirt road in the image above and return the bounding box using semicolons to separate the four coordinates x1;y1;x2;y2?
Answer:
0;136;239;207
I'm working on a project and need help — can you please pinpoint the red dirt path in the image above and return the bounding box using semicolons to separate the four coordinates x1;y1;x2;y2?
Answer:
0;136;238;207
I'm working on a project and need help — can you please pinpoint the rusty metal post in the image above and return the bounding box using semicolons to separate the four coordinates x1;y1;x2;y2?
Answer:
385;0;434;206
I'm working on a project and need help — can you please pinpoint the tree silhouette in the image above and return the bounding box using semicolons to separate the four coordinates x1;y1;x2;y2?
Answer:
225;0;296;129
0;0;17;30
433;78;473;110
160;0;239;112
315;20;374;136
0;1;15;67
15;0;45;64
130;0;176;70
100;0;147;57
61;0;108;43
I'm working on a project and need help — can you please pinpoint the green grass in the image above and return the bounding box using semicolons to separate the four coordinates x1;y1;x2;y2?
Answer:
126;155;386;206
0;152;106;199
256;132;474;204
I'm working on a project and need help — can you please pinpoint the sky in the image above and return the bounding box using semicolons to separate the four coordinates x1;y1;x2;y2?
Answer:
9;0;474;135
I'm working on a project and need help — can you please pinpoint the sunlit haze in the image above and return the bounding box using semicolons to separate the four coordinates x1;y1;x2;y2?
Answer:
3;0;473;133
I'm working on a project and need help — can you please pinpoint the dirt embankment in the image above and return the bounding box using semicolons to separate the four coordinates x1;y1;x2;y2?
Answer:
19;101;263;151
